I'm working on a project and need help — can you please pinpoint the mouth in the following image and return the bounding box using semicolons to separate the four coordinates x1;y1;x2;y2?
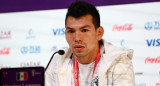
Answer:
74;45;85;51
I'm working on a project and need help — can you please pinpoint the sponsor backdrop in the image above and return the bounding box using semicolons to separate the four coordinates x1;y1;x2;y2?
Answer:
0;2;160;86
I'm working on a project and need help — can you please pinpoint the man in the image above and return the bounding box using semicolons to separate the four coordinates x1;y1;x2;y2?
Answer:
45;1;135;86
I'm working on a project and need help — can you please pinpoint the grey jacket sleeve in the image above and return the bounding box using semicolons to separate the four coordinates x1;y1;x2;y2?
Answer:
107;53;135;86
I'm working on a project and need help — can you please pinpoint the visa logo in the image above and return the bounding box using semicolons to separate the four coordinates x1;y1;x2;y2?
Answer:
146;39;160;47
52;28;65;36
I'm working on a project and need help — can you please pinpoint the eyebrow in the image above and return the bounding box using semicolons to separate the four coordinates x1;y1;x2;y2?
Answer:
66;25;90;30
66;27;73;30
81;25;90;29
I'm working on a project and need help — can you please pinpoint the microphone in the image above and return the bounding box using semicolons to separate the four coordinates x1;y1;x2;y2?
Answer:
58;50;65;55
45;50;65;71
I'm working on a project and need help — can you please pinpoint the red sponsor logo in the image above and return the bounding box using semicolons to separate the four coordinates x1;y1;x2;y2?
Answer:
0;48;10;55
156;83;160;86
0;31;11;39
112;24;132;31
145;56;160;64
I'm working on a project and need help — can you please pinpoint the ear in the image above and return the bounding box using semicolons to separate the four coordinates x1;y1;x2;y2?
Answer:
96;26;104;40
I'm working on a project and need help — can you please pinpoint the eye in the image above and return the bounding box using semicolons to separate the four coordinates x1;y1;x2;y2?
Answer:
82;29;89;32
67;30;74;33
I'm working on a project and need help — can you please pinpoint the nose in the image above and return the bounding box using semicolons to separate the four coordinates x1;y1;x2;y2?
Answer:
75;31;82;43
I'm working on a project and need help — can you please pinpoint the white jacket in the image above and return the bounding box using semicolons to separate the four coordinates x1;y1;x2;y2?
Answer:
45;40;135;86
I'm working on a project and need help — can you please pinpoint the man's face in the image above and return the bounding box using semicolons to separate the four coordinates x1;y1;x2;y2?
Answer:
65;14;102;58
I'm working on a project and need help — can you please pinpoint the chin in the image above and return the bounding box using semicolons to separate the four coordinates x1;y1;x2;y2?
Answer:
75;52;87;58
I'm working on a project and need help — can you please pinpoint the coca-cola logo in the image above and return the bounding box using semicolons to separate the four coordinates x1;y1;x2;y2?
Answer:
156;83;160;86
112;24;132;31
0;31;11;39
145;56;160;64
0;48;10;55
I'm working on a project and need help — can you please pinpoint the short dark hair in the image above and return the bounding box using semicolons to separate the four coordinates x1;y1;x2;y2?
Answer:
65;1;100;29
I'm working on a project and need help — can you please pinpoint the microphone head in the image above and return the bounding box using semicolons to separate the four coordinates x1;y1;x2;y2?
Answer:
58;50;65;55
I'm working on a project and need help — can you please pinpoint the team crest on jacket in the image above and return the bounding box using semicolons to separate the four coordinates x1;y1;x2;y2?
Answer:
92;76;98;86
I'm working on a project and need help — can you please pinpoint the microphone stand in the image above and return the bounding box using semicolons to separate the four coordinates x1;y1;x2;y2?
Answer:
45;50;64;71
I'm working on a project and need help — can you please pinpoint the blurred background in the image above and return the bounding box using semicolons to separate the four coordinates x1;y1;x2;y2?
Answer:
0;0;160;85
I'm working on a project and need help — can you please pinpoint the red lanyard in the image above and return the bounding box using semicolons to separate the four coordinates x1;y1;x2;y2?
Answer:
74;48;101;86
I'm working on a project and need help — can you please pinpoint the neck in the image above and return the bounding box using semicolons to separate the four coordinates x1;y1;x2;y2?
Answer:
76;45;99;64
77;56;96;64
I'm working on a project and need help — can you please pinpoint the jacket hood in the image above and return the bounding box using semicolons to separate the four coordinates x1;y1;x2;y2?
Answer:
102;40;133;60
